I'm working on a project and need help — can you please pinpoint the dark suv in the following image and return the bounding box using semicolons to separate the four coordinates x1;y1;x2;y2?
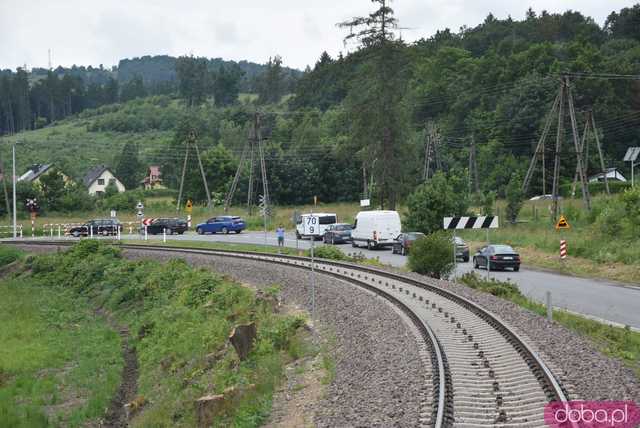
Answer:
145;218;188;235
68;219;122;237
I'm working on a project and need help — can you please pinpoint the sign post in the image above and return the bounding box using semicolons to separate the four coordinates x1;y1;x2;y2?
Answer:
560;240;567;261
303;212;321;328
443;216;499;280
25;198;39;238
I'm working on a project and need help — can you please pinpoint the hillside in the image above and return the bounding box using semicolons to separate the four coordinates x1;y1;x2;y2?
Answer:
1;4;640;212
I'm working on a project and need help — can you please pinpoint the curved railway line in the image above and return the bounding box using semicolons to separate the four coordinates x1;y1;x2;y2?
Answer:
7;241;572;427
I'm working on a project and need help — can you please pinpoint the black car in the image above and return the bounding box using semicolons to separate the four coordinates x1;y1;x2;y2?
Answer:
473;244;521;271
145;218;188;235
455;237;470;262
322;223;353;244
68;219;122;237
392;232;425;255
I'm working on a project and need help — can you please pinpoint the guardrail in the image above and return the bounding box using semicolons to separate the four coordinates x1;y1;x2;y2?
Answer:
0;225;23;238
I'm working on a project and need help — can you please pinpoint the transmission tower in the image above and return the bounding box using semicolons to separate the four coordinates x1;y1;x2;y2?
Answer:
224;112;270;215
176;130;212;211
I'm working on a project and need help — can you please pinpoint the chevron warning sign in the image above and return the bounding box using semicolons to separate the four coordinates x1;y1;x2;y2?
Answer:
555;215;570;230
443;216;499;229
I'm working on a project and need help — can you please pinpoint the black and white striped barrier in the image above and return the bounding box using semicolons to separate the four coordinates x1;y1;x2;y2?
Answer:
443;216;499;229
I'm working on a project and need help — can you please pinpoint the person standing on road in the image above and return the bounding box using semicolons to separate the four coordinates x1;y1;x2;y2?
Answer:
276;225;285;250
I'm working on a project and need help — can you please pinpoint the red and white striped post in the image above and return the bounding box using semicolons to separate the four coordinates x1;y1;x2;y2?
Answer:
560;240;568;260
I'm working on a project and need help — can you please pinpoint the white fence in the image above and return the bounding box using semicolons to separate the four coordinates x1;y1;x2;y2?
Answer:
0;225;23;238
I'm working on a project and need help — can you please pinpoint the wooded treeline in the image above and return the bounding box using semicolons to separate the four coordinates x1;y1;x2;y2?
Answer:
2;3;640;209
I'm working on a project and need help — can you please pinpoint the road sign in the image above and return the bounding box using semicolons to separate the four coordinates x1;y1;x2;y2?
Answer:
443;216;499;229
560;240;568;259
25;198;39;213
186;199;193;213
555;215;570;230
142;218;155;226
110;210;117;218
623;147;640;162
302;214;321;236
360;199;370;207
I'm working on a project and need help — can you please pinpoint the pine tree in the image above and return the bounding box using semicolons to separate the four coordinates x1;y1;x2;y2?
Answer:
115;142;142;189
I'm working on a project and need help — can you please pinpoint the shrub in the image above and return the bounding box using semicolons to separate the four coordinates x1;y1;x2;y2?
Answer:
407;232;455;279
0;246;23;267
505;172;524;223
308;245;349;261
405;172;470;234
458;272;522;299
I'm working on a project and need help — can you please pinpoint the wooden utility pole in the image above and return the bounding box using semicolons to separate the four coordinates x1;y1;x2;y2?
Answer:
591;112;610;195
176;130;212;211
0;142;10;216
571;111;610;196
468;135;479;194
566;76;591;211
551;81;565;222
223;112;270;215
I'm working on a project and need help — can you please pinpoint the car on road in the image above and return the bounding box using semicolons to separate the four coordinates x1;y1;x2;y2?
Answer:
455;236;470;262
473;244;520;271
296;213;338;240
196;216;246;235
351;210;402;250
67;219;122;237
392;232;425;255
322;223;353;244
145;218;188;235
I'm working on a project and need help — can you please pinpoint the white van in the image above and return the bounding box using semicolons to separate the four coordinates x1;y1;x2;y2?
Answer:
295;213;338;240
351;210;401;250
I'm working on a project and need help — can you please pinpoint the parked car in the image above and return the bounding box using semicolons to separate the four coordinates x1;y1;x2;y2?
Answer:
195;216;246;234
455;236;470;262
145;218;188;235
295;213;338;240
392;232;425;255
473;244;521;271
322;223;353;244
351;210;402;250
67;219;122;237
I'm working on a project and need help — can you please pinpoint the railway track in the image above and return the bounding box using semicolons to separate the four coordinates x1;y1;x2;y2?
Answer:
7;241;572;427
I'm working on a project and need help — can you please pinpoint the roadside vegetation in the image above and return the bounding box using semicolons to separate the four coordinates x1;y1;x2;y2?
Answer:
458;272;640;375
0;241;310;427
0;247;122;427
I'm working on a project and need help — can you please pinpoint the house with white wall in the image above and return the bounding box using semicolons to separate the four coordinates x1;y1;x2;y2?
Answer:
83;165;126;195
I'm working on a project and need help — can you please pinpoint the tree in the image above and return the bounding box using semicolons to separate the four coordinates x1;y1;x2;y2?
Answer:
212;64;243;107
405;172;469;234
176;56;209;107
257;56;286;104
505;173;524;223
120;76;146;102
605;4;640;41
338;0;409;208
115;142;142;189
407;232;455;279
39;170;67;212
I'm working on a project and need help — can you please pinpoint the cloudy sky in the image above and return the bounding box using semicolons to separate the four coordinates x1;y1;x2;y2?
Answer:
0;0;634;71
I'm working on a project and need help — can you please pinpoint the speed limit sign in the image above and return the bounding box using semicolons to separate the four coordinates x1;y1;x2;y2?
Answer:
302;214;320;236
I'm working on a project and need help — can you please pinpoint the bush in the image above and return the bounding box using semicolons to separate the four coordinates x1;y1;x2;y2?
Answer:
505;173;524;223
407;232;455;279
308;245;350;261
0;246;23;267
405;172;469;234
458;272;522;299
559;181;631;197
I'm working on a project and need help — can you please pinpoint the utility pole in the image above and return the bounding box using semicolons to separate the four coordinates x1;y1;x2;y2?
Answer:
566;76;591;211
0;142;10;216
551;81;565;222
468;135;479;194
12;142;17;239
176;130;211;211
591;112;610;195
223;112;270;216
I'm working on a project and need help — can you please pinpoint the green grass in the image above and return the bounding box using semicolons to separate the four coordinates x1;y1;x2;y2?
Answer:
459;272;640;375
0;248;122;427
6;240;309;427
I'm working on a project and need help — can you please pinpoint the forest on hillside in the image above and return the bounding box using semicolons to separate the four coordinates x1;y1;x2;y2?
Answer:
1;3;640;211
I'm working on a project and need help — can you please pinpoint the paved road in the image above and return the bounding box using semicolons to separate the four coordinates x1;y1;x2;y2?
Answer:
7;231;640;329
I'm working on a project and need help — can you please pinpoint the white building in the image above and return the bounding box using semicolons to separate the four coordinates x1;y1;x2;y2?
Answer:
588;167;627;183
83;165;126;195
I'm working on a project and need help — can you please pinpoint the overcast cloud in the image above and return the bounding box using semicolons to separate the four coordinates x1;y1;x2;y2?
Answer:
0;0;634;71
